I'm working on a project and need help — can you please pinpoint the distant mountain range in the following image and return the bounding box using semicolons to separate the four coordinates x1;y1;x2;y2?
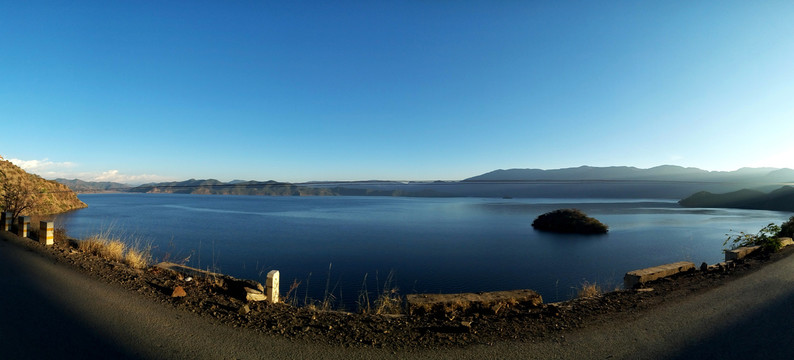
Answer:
465;165;794;184
54;165;794;208
126;179;335;196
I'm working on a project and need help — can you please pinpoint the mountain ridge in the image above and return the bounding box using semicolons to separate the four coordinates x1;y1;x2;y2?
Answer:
465;165;794;183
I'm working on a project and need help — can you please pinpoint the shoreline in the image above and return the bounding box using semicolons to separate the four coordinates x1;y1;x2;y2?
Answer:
3;227;794;350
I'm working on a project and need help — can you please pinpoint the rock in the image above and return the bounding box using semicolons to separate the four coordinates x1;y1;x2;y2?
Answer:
171;286;187;298
700;262;708;272
238;304;250;315
244;287;267;302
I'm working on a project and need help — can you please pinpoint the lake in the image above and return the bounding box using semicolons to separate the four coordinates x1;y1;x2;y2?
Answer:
53;193;792;309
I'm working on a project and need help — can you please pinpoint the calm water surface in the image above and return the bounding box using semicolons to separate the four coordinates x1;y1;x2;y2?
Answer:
55;194;792;307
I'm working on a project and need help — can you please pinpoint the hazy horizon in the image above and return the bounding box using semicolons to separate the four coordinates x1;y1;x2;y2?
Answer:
3;1;793;183
36;163;794;187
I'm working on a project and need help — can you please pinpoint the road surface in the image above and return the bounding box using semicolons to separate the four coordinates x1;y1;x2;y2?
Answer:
2;232;794;359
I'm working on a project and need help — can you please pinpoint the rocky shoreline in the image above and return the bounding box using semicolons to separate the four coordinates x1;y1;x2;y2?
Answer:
3;229;793;350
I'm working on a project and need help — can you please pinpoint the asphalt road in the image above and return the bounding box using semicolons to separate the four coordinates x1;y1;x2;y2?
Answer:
3;231;794;359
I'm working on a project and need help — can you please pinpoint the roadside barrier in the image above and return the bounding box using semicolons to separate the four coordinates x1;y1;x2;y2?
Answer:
17;216;30;238
1;212;10;231
40;221;54;246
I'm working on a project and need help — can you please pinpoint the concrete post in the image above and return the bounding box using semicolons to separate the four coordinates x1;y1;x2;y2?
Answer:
17;216;30;238
266;270;280;304
1;212;11;232
40;221;54;246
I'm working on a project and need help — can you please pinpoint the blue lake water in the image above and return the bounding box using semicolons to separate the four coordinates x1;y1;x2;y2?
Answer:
53;193;792;308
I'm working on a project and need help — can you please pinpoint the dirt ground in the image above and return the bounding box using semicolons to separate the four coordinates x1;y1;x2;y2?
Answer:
18;232;794;351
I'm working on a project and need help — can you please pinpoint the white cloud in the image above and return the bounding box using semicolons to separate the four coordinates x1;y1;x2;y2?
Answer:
91;170;172;185
8;158;76;171
5;158;172;185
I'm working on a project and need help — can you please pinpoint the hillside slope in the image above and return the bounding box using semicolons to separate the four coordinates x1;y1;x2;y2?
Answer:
55;178;130;193
679;186;794;212
0;160;87;216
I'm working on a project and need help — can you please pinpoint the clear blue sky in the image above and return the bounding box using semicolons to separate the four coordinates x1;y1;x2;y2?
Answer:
2;1;793;184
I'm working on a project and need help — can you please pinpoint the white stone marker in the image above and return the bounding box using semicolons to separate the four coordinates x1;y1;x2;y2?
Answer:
40;221;54;246
17;216;30;238
266;270;280;304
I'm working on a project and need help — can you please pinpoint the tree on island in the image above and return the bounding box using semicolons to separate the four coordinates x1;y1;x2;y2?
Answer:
532;209;609;234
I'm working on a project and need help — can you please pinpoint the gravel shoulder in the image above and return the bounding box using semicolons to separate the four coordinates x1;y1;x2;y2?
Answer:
3;230;794;359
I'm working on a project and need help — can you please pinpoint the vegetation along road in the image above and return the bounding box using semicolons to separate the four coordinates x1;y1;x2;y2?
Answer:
2;230;794;359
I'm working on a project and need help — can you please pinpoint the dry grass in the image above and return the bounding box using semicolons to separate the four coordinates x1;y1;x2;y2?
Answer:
577;281;603;298
357;271;403;315
373;288;402;315
78;228;151;269
54;226;68;243
124;247;149;269
101;239;126;261
79;237;106;256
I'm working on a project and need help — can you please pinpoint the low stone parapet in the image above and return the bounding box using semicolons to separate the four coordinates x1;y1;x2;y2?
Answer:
624;261;695;289
406;289;542;316
724;246;761;261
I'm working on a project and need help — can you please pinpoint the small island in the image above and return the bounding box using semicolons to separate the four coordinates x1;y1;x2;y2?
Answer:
532;209;609;234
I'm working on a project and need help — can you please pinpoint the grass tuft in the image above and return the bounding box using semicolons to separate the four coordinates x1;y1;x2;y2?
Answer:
125;247;149;269
101;239;126;262
78;227;151;269
577;281;602;298
79;236;106;256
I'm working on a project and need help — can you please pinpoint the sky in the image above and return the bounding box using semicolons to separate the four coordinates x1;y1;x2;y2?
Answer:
2;1;794;184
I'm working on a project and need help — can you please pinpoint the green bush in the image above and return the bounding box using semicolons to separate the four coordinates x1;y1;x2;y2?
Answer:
778;216;794;238
724;223;782;253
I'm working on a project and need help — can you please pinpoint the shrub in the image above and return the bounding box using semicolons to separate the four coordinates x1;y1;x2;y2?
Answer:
724;223;782;252
779;216;794;238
